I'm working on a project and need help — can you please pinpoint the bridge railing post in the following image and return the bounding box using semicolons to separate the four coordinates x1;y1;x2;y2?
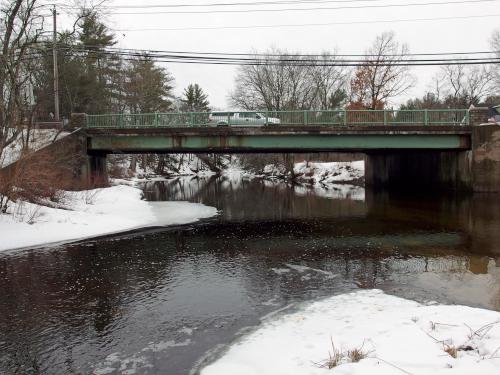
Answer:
424;109;429;126
383;110;388;126
343;109;347;126
303;110;308;126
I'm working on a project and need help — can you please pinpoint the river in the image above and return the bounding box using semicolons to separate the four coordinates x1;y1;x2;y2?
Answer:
0;176;499;374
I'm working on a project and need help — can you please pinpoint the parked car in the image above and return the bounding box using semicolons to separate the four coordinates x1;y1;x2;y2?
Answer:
208;112;281;126
488;105;500;124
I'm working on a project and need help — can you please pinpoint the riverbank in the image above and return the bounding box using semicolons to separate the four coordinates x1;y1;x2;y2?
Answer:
201;289;500;375
0;185;217;252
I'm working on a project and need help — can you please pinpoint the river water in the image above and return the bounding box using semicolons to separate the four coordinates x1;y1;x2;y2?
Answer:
0;176;499;374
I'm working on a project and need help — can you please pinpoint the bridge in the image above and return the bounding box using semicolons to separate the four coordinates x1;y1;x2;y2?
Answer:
2;108;498;193
73;108;499;192
81;109;471;153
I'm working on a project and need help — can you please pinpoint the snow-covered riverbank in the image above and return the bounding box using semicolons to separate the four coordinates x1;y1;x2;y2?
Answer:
202;290;500;375
260;160;365;185
0;185;217;252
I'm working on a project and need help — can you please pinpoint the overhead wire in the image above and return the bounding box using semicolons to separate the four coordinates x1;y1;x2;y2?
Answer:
95;0;499;15
113;13;500;32
49;0;405;9
18;44;500;66
47;43;500;58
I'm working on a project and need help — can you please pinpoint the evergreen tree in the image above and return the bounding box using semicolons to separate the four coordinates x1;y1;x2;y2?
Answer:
76;11;122;113
180;83;210;112
124;57;175;113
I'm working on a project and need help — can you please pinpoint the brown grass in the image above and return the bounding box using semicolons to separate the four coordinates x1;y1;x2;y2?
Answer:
315;338;370;369
321;339;344;369
444;345;458;358
348;347;369;363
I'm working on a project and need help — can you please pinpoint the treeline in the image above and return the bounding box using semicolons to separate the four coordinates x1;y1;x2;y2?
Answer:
231;31;500;112
34;12;211;120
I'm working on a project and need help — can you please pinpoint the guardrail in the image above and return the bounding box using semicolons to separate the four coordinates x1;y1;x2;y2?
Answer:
85;109;470;128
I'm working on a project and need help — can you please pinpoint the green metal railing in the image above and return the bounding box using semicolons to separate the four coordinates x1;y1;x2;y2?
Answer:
85;109;470;128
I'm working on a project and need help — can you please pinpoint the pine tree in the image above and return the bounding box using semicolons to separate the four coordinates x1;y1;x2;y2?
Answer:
124;57;175;113
180;84;210;112
76;11;122;113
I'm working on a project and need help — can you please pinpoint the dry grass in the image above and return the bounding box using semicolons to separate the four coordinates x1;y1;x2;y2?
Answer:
347;347;369;363
315;338;370;369
321;339;344;369
444;345;458;358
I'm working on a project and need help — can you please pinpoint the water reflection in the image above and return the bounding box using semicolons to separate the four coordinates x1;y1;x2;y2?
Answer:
142;176;367;221
0;177;499;374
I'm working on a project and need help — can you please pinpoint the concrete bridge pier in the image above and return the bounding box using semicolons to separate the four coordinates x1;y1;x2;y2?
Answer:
364;150;473;192
365;108;500;193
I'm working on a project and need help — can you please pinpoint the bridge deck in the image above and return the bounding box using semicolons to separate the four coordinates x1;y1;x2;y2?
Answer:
85;125;472;154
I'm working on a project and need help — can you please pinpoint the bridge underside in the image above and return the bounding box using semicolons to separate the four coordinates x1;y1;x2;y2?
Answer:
86;126;471;154
82;126;475;192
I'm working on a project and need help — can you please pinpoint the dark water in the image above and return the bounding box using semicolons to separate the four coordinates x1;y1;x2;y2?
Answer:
0;176;499;375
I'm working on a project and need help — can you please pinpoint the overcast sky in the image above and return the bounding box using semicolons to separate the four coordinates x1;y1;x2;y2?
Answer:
54;0;500;109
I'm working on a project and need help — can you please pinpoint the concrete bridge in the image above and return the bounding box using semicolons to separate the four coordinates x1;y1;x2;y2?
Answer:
2;108;499;192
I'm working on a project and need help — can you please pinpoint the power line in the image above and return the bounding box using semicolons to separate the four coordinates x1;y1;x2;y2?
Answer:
18;51;500;66
54;0;397;9
49;43;500;58
114;13;500;32
25;45;500;66
103;0;498;15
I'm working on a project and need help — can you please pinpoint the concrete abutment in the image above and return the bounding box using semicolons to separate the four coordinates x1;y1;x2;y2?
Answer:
365;108;500;193
471;123;500;193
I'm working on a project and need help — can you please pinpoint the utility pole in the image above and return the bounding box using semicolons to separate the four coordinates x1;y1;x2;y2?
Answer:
52;5;60;122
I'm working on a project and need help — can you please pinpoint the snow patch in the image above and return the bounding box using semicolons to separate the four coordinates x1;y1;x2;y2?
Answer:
285;263;337;278
201;290;500;375
0;185;217;252
94;339;193;374
294;160;365;184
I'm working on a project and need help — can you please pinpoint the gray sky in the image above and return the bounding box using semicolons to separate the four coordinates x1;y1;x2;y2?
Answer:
57;0;500;109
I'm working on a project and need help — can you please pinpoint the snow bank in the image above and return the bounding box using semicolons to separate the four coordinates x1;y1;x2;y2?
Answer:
222;159;256;181
0;185;217;252
201;290;500;375
259;161;365;184
294;160;365;184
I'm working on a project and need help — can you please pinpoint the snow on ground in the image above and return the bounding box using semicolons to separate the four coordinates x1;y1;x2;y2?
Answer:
222;157;256;181
0;129;70;168
294;160;365;184
0;185;217;252
201;290;500;375
260;160;365;185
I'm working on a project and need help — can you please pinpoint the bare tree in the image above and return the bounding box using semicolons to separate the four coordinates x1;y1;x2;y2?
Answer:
0;0;46;161
438;64;495;107
349;31;415;109
490;29;500;90
309;52;348;109
229;48;348;111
